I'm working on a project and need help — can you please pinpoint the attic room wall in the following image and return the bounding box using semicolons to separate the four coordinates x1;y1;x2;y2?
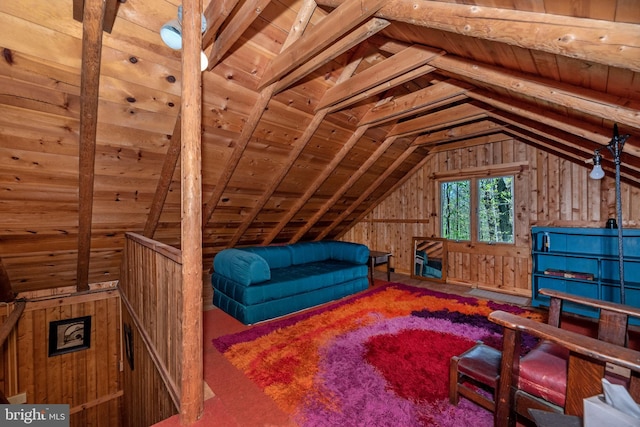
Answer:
343;137;640;296
0;289;121;426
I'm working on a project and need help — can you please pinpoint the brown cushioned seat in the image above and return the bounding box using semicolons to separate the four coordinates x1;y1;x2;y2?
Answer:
450;342;501;412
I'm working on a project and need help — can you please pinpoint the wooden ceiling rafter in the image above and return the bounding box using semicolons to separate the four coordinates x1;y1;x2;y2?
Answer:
314;0;640;72
316;44;443;111
73;0;119;33
202;0;242;49
263;125;370;244
76;0;107;292
274;17;389;94
358;79;473;126
262;43;371;244
317;142;419;240
258;0;388;89
206;0;272;69
228;42;366;246
143;113;181;239
429;54;640;131
412;120;506;147
290;134;399;242
388;102;490;137
202;0;316;231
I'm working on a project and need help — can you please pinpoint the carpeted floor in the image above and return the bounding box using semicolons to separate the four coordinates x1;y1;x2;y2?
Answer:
212;282;543;427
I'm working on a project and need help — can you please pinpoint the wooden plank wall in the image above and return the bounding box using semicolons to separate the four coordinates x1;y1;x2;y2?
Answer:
119;232;183;426
120;305;178;427
343;137;640;296
0;289;121;426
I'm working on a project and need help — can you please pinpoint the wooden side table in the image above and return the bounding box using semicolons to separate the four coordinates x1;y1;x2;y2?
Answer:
368;251;392;285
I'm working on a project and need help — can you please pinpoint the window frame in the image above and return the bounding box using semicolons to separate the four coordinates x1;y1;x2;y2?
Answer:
438;173;516;245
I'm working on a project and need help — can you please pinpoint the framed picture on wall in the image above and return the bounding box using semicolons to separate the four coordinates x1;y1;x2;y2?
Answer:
48;316;92;357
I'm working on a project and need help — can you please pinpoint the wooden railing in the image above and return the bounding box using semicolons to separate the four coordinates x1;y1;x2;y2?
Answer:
119;232;200;423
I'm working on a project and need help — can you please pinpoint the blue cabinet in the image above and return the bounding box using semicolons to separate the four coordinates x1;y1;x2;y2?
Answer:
531;227;640;320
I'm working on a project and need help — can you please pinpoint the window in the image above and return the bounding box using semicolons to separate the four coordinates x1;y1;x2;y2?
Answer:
441;175;514;244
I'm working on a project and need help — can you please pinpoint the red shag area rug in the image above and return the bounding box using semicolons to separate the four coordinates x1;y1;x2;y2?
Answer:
213;283;543;427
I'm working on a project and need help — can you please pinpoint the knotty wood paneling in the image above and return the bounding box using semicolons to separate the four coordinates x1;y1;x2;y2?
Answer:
0;289;121;426
344;137;640;296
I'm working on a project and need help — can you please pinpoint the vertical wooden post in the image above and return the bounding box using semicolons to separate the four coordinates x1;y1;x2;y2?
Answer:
180;0;204;423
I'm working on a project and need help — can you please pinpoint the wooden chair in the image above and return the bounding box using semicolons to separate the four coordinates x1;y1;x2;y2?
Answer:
489;289;640;427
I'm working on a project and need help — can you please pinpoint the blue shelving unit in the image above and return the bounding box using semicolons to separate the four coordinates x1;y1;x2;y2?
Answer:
531;227;640;321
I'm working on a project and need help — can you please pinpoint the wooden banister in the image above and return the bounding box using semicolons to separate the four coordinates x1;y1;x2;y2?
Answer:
0;300;26;347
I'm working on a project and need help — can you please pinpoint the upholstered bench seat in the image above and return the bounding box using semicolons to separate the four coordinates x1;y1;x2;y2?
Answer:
450;342;501;412
517;340;569;407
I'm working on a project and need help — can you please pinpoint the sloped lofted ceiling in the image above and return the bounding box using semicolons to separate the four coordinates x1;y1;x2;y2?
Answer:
0;0;639;296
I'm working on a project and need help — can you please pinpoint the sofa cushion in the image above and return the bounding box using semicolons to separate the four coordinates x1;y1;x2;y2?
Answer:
213;249;271;286
240;245;292;269
289;241;332;265
518;340;569;406
328;241;369;264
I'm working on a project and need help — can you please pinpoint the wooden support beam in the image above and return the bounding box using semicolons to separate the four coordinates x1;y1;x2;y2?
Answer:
202;0;242;48
291;135;398;242
202;0;315;231
0;301;25;347
73;0;119;33
179;0;203;423
259;0;387;89
413;120;506;147
206;0;272;69
317;45;443;110
77;0;106;292
359;79;472;126
274;18;389;94
314;0;640;72
0;258;14;302
263;43;370;244
326;63;437;113
144;115;181;239
318;144;418;240
430;54;640;131
388;102;489;137
231;45;369;246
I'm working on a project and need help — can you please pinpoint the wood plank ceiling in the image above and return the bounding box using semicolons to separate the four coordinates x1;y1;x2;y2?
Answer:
0;0;639;296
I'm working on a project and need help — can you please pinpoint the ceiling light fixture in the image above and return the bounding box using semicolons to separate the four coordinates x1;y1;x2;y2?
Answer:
160;6;208;71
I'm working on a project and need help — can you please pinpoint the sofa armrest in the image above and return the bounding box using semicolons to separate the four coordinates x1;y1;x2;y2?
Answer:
328;241;369;264
213;248;271;286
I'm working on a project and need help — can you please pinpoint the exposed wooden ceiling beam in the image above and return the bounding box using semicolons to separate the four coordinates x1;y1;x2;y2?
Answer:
206;0;272;70
413;120;506;147
274;18;389;94
291;135;398;243
73;0;119;33
143;115;181;239
325;63;437;113
202;1;315;231
202;0;242;48
317;144;419;240
430;54;640;131
317;45;443;111
389;102;489;137
359;79;472;126
77;0;106;292
314;0;640;72
259;0;387;89
230;44;367;246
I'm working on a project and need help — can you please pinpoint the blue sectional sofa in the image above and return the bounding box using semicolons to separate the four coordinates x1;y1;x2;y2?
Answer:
211;241;370;324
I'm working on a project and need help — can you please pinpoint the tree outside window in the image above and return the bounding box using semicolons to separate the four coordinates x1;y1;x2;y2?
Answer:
440;175;514;244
